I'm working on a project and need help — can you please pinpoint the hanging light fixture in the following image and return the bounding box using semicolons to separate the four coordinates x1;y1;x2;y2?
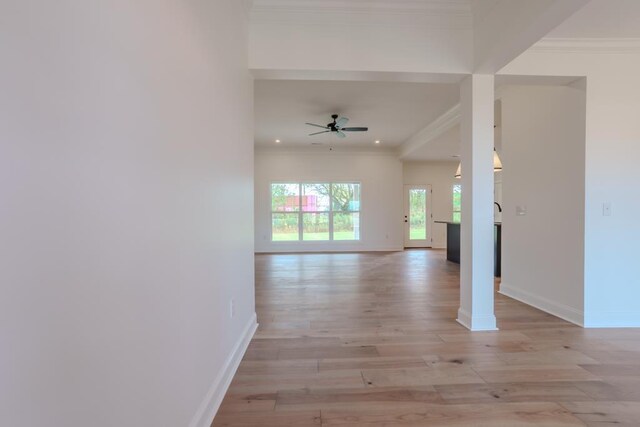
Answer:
454;150;502;179
493;150;503;172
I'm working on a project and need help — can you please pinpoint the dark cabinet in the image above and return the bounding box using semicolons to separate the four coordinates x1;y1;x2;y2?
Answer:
438;222;501;278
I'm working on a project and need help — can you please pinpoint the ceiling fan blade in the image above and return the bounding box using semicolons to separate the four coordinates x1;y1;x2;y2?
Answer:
335;117;349;127
341;127;368;132
309;130;330;136
305;123;329;129
336;131;346;138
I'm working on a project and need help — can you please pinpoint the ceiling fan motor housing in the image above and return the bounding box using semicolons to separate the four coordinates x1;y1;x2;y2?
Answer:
305;114;368;138
329;114;339;130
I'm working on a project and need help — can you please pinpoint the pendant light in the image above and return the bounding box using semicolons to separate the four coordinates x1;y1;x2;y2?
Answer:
493;150;503;172
454;150;502;179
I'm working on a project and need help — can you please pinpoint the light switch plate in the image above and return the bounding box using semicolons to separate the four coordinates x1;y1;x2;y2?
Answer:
603;202;612;216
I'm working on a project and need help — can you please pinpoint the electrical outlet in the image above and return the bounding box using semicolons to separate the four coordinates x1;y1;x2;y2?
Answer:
516;205;527;216
230;299;235;318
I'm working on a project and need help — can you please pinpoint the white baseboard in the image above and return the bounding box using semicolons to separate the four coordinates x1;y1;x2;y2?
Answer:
189;313;258;427
256;246;404;254
499;283;584;327
456;307;498;331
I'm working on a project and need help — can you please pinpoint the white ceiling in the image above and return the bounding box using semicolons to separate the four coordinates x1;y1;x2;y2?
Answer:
253;0;640;159
547;0;640;38
254;80;459;148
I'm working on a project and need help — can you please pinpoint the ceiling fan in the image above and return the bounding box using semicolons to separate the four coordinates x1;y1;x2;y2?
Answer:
306;114;369;138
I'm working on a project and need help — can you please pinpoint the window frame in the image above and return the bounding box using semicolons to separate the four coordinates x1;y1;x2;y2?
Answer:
270;181;362;243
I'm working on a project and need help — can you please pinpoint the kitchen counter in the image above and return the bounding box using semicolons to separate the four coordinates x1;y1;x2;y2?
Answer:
434;221;501;277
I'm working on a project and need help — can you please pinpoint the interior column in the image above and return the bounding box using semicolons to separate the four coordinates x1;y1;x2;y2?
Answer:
458;74;497;331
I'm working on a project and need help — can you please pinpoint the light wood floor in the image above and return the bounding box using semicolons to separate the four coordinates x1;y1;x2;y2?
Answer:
213;250;640;426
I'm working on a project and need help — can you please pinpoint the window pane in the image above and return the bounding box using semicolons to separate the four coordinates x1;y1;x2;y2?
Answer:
301;184;330;212
409;189;427;240
272;213;299;241
452;184;461;222
271;183;299;212
333;212;360;241
302;213;329;241
332;183;360;211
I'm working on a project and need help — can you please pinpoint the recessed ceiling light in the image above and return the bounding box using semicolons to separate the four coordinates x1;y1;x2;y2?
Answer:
375;140;381;144
275;139;281;143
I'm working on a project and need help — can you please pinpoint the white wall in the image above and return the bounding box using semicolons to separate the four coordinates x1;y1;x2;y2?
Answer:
501;50;640;327
499;84;586;325
255;149;403;252
0;1;255;426
402;161;459;248
249;2;472;74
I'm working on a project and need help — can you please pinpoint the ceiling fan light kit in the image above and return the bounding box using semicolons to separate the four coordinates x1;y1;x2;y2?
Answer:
305;114;369;138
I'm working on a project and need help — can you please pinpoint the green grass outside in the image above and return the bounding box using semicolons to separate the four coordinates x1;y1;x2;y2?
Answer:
409;227;427;240
273;228;428;241
273;231;358;241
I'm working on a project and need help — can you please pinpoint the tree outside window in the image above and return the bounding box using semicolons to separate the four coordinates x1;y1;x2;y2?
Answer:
452;184;461;223
271;183;360;241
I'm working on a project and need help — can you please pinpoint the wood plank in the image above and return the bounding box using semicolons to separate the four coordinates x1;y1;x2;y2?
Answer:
321;402;585;426
236;359;318;375
434;382;592;404
437;331;532;344
217;397;276;414
580;364;640;378
278;345;379;360
362;367;485;387
422;353;508;368
562;401;640;426
473;364;601;383
228;370;366;394
275;386;444;411
212;409;321;427
497;349;600;365
248;337;342;349
376;341;526;357
571;380;640;402
340;334;444;346
319;356;427;372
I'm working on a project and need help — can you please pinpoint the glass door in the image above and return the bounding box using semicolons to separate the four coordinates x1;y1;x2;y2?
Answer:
404;185;432;248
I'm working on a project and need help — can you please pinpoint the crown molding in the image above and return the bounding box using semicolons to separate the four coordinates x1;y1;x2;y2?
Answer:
255;145;398;156
531;37;640;54
399;103;460;159
250;69;467;84
250;0;472;30
251;0;471;15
